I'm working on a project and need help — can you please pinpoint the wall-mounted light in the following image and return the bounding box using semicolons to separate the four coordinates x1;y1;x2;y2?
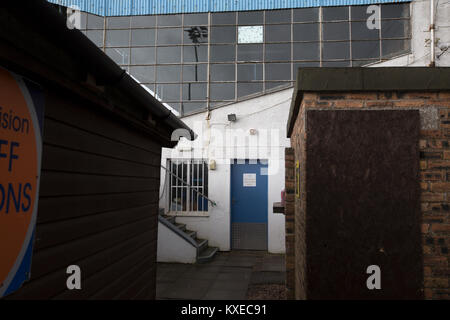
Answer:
227;113;237;122
209;159;217;170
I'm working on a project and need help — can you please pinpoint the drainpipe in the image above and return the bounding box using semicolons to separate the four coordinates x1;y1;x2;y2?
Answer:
430;0;436;67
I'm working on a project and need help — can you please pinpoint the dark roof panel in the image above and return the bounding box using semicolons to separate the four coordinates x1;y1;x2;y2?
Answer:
287;67;450;137
295;67;450;92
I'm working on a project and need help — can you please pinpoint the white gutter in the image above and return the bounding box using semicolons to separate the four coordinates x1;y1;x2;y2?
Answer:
128;74;180;117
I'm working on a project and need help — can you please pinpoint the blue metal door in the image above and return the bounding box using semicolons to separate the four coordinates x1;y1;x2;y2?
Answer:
230;160;268;250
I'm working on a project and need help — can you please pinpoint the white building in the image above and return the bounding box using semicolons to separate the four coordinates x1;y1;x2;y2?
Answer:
159;88;291;258
370;0;450;67
157;0;450;263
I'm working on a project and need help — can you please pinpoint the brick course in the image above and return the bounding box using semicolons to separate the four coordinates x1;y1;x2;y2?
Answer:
284;148;295;299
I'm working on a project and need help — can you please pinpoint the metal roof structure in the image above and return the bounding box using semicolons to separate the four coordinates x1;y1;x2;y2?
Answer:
47;0;410;16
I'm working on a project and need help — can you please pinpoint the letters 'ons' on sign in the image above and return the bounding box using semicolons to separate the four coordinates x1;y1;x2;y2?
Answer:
0;67;44;298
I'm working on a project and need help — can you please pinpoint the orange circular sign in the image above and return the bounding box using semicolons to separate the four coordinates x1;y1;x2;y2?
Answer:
0;68;41;296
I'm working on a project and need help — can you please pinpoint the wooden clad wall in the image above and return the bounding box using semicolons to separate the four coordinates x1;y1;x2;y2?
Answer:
7;88;161;300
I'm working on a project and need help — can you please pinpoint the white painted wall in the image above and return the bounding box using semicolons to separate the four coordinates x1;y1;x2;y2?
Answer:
160;88;293;253
158;0;450;257
370;0;450;67
157;222;197;263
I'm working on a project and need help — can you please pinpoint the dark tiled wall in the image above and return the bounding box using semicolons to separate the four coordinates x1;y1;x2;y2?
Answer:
78;3;411;116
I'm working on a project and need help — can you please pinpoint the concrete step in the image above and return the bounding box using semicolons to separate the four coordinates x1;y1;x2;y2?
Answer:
174;223;186;232
196;238;208;252
162;215;176;224
197;246;219;264
185;230;197;239
159;213;217;264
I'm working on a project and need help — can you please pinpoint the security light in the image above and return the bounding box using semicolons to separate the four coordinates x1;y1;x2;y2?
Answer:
227;113;237;122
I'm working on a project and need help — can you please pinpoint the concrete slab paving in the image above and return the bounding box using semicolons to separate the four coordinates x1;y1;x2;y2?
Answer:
250;271;286;285
209;280;249;292
203;289;247;300
254;254;286;272
156;251;286;300
178;271;220;281
159;279;212;300
215;272;251;282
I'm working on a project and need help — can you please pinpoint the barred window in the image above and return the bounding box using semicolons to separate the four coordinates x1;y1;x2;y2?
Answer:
167;159;208;213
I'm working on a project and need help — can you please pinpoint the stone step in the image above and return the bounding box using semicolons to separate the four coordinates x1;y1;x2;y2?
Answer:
196;238;208;252
175;223;186;232
197;246;219;264
159;212;217;264
162;215;175;224
185;230;197;239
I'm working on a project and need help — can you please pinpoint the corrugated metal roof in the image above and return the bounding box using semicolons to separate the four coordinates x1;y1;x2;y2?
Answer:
47;0;410;16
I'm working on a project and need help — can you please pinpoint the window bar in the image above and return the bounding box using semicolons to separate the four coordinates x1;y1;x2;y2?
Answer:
167;162;171;213
349;6;353;67
203;160;206;211
127;16;131;76
185;161;188;212
291;8;294;82
319;6;323;67
192;160;196;212
262;10;266;93
167;161;170;213
102;15;107;52
181;160;184;211
199;161;205;211
170;160;173;212
193;159;196;211
175;159;179;213
379;5;382;61
180;14;184;115
190;161;193;212
168;160;171;212
235;12;238;102
170;160;174;212
206;12;211;112
155;15;159;99
187;161;190;212
201;160;205;211
195;161;199;211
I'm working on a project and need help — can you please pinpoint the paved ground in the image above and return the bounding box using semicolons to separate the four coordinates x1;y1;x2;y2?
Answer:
156;251;286;300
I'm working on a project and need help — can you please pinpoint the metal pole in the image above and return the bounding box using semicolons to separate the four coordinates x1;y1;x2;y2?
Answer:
430;0;436;67
175;160;179;213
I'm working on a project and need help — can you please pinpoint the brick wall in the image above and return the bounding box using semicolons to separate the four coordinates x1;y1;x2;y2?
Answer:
287;90;450;300
284;148;295;299
290;98;308;299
